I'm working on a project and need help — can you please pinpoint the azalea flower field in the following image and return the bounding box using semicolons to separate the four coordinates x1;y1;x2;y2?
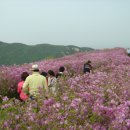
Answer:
0;48;130;130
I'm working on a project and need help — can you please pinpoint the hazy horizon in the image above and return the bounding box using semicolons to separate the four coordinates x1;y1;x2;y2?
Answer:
0;0;130;49
0;40;127;50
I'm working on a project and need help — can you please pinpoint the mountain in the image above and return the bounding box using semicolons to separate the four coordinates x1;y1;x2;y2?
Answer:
0;41;94;65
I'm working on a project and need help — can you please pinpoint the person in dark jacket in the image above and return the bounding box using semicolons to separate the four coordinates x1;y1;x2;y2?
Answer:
83;60;93;73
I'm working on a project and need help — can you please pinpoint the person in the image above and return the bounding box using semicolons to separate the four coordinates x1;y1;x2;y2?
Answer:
59;66;65;73
17;72;29;101
48;70;57;96
41;71;48;86
83;60;93;73
23;64;48;99
126;48;130;57
56;73;62;78
56;66;65;78
41;71;47;77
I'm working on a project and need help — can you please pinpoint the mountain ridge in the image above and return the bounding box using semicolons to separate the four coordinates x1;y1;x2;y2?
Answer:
0;41;94;65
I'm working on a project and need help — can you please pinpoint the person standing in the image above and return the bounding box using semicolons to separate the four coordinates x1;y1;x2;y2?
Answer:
23;64;48;99
126;48;130;57
48;70;57;96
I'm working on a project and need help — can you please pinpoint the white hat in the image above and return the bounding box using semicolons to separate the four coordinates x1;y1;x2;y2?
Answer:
30;64;39;71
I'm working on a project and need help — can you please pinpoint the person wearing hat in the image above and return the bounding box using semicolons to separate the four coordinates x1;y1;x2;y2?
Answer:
23;64;48;99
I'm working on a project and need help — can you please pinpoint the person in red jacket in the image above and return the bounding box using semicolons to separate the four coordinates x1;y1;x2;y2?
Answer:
17;72;29;101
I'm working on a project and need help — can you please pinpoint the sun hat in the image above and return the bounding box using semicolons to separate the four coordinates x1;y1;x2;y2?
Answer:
30;64;39;71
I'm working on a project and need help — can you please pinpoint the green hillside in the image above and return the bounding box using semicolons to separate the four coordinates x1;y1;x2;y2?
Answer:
0;41;93;65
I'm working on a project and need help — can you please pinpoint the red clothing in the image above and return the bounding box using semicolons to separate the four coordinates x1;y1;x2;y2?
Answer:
17;81;28;101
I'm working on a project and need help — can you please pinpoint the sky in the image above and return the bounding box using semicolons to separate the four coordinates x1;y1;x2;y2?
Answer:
0;0;130;49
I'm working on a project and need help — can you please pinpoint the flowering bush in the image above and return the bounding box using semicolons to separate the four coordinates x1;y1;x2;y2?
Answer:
0;48;130;129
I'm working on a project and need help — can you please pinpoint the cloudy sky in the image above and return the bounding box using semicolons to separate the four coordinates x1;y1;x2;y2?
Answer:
0;0;130;49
